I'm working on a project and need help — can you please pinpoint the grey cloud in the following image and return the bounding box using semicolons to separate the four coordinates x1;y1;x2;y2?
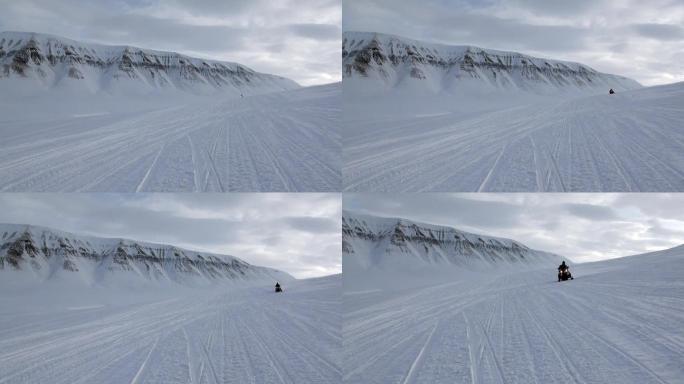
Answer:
87;14;249;53
165;0;256;16
632;23;684;41
344;193;525;229
282;216;340;234
562;203;618;221
166;0;337;18
647;219;684;238
288;23;341;40
509;0;599;16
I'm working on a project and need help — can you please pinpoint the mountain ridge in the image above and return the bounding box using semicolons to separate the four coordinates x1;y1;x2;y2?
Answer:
343;31;641;94
0;223;293;285
0;31;299;96
343;210;565;272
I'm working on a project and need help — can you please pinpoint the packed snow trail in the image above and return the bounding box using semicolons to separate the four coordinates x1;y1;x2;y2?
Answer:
344;82;684;192
0;276;341;384
0;84;340;192
343;249;684;383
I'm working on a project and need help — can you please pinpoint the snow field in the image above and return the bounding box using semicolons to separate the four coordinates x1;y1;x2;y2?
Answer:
0;275;341;384
343;82;684;192
343;248;684;383
0;83;340;192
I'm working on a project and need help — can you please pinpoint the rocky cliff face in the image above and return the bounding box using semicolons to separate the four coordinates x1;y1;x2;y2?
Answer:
0;31;299;95
343;31;641;93
343;211;562;269
0;224;292;284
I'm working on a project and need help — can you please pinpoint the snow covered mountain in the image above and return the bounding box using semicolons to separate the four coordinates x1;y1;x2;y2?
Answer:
343;211;563;273
343;31;641;94
0;31;299;96
0;224;292;285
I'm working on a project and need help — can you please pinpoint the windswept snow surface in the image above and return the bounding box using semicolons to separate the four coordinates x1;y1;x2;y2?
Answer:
0;275;341;384
0;83;341;192
343;246;684;384
344;82;684;192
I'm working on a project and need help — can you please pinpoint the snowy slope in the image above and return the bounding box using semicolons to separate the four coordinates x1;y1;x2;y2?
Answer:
0;83;341;192
343;244;684;383
0;223;293;286
343;211;563;278
343;31;641;95
0;31;299;96
0;274;341;384
344;81;684;192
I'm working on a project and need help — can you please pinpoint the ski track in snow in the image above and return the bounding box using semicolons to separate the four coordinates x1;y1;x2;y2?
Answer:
0;278;341;384
343;255;684;384
0;85;341;192
344;83;684;192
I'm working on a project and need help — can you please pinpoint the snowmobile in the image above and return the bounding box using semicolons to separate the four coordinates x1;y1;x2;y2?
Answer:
558;269;573;282
609;88;615;95
275;283;283;293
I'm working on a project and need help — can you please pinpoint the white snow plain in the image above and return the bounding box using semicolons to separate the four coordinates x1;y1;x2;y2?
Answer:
0;274;341;384
343;81;684;192
343;244;684;384
0;83;340;192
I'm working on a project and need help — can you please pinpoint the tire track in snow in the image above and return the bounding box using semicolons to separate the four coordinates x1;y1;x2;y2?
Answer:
523;307;586;384
240;318;289;384
401;322;439;384
464;314;479;384
129;336;160;384
136;143;166;192
477;144;508;192
187;135;200;192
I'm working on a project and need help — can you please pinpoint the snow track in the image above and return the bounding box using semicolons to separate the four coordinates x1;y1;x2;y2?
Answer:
0;276;341;384
344;83;684;192
343;252;684;383
0;84;340;192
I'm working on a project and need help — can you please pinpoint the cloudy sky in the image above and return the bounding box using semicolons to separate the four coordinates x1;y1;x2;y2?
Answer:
344;0;684;86
344;194;684;263
0;0;341;86
0;194;341;278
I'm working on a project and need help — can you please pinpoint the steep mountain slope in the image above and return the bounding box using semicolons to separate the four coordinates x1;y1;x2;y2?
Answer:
0;31;299;96
0;224;292;285
343;211;563;274
343;31;641;95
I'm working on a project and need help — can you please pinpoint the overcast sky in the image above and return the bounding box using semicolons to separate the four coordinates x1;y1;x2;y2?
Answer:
344;0;684;86
344;194;684;263
0;0;341;86
0;194;341;279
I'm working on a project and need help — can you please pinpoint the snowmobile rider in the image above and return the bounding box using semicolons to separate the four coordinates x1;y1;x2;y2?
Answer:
275;282;282;292
557;261;573;281
558;261;569;273
609;88;615;94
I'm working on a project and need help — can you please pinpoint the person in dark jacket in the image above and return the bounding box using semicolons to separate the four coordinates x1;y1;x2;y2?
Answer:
558;261;573;281
609;88;615;94
275;282;282;292
558;261;568;272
